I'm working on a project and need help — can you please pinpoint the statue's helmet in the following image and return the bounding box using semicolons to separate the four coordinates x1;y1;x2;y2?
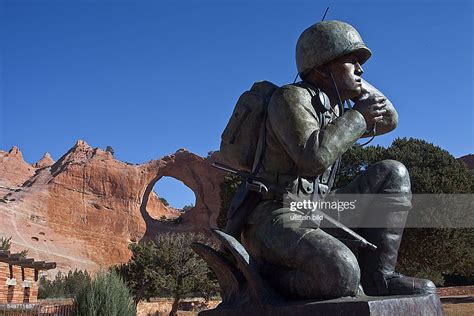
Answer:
296;20;372;77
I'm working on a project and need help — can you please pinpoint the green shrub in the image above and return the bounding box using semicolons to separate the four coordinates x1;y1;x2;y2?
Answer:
75;270;136;316
182;203;194;212
0;236;12;251
217;174;241;229
0;236;28;258
38;269;91;299
159;197;170;206
105;145;115;156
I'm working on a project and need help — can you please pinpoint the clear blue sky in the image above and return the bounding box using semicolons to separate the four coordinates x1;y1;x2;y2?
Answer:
1;0;473;207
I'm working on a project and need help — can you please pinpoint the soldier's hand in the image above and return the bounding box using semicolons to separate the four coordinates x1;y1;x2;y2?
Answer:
352;96;387;130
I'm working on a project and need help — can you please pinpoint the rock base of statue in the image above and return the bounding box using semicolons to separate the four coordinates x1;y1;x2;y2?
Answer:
200;294;444;316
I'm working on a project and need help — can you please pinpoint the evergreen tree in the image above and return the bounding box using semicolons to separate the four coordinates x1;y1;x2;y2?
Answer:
337;138;474;285
115;233;218;316
217;174;241;229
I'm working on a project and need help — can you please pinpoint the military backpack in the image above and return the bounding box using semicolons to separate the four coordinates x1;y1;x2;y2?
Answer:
219;80;278;173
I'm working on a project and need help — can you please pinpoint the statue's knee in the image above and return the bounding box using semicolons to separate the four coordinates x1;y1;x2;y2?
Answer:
377;159;409;179
376;160;411;192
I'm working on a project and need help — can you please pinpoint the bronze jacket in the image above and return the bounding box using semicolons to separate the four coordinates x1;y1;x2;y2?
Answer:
257;79;398;196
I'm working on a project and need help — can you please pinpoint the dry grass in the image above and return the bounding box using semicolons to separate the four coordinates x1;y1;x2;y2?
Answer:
442;302;474;316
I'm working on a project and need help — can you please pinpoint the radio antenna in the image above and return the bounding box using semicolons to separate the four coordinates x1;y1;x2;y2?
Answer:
321;7;330;21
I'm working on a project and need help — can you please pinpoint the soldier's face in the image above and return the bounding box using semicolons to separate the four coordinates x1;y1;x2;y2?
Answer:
326;53;364;100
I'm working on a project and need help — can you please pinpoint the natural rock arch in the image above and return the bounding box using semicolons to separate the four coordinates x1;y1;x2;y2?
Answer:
139;149;226;241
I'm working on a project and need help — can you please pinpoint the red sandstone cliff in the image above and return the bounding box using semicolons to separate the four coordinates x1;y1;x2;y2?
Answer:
0;147;36;197
0;141;225;274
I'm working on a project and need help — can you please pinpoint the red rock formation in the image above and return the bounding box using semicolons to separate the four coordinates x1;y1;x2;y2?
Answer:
146;191;182;220
458;154;474;170
0;141;226;275
33;153;55;169
0;147;36;197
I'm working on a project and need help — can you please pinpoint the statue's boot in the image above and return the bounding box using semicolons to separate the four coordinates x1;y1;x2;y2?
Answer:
358;210;436;296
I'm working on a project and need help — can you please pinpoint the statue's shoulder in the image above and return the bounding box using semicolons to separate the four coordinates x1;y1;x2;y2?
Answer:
269;83;314;107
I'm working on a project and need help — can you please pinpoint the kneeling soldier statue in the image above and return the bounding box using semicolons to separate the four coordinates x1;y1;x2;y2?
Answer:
194;20;438;310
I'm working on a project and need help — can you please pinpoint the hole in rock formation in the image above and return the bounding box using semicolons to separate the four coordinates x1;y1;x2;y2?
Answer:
31;237;39;242
145;176;196;221
153;176;196;210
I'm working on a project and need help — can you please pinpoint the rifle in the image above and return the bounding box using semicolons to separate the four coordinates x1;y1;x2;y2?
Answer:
212;162;377;250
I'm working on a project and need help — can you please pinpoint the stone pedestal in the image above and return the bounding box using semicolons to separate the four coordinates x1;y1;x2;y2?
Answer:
200;294;444;316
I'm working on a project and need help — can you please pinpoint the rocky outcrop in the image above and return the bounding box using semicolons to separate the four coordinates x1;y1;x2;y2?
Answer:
146;191;182;220
0;141;226;274
458;154;474;171
0;147;36;197
33;153;55;169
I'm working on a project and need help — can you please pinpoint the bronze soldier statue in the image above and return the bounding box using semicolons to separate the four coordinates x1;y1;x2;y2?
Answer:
225;20;436;299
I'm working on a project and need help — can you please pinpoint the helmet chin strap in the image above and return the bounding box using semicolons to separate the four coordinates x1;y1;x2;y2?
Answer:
329;71;345;116
329;71;376;147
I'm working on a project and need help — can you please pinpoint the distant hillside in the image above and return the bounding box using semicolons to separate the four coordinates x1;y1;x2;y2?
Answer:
458;154;474;170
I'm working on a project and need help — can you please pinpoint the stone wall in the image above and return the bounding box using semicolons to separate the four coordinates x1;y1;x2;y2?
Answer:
136;298;220;316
